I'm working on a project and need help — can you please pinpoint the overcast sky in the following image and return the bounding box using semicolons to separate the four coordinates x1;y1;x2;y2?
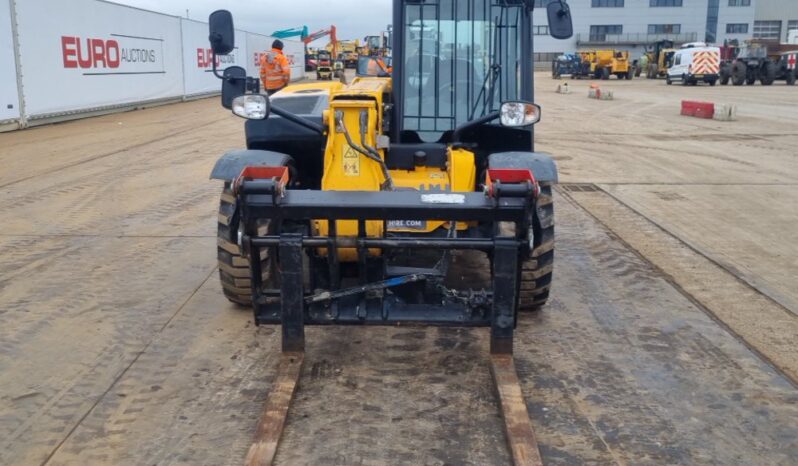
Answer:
111;0;392;41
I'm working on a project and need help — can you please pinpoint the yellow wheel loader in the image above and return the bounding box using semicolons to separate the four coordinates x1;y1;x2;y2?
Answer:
645;40;676;79
207;0;572;355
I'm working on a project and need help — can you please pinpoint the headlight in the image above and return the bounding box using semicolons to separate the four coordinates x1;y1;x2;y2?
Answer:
500;102;541;127
232;94;269;120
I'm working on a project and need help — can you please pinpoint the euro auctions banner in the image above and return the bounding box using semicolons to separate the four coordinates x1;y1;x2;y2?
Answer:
0;0;20;122
246;34;305;83
15;0;184;117
181;19;248;96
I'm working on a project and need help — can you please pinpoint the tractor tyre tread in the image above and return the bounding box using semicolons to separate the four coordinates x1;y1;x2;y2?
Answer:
518;183;555;312
216;183;272;306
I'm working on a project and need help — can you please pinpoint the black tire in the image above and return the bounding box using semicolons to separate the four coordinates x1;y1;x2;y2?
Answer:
217;183;273;306
732;62;746;86
787;70;796;86
519;183;554;312
720;72;730;85
709;78;717;86
681;74;689;86
666;75;672;85
601;68;610;80
760;61;776;85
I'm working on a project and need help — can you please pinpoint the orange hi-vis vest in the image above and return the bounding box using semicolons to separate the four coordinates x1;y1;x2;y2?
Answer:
260;48;290;90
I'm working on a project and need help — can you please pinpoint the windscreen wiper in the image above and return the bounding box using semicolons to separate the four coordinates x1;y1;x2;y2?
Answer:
469;8;507;120
469;63;501;121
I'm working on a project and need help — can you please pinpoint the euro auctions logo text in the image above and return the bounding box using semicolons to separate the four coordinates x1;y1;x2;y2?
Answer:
196;48;236;68
61;35;164;75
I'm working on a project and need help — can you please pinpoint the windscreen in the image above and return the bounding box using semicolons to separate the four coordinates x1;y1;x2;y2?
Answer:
402;0;522;141
367;36;383;49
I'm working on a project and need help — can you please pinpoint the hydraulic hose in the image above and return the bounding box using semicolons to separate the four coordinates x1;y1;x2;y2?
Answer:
335;110;395;190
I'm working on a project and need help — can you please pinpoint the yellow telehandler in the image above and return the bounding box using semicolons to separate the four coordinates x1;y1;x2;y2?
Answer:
207;1;574;462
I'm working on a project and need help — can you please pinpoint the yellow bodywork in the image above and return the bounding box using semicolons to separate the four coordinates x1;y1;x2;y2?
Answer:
306;76;477;261
277;81;344;95
580;49;631;74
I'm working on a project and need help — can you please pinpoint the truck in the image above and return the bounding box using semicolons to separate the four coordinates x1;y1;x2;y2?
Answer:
666;44;720;86
776;51;797;85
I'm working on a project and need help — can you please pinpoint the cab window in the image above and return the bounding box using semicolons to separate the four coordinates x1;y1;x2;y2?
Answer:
356;56;390;77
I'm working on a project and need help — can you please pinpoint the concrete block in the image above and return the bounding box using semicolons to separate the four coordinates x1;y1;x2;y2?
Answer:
713;103;737;121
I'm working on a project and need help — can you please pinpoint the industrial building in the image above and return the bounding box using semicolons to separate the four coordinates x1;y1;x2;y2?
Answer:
533;0;797;62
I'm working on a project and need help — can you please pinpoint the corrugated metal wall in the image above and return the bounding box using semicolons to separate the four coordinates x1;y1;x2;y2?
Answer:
1;0;306;130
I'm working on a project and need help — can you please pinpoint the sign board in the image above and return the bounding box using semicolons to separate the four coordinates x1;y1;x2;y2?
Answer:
181;19;247;96
0;0;20;122
15;0;185;117
246;33;306;83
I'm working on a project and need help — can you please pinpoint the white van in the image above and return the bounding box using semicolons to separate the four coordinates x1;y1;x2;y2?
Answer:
666;46;721;86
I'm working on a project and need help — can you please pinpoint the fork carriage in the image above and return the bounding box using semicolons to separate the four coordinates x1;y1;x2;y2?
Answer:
237;168;539;354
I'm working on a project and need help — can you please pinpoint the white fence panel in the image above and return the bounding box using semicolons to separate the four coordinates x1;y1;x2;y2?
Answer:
283;39;306;81
0;0;20;122
246;33;305;83
181;19;248;96
15;0;185;118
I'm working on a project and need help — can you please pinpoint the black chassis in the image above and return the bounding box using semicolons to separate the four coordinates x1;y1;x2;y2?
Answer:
237;177;537;355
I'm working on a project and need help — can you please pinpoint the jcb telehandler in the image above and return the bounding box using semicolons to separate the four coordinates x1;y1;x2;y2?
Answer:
209;2;572;462
208;0;572;355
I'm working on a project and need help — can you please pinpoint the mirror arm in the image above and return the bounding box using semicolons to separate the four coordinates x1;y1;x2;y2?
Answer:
271;105;325;135
451;111;499;143
211;52;226;79
557;0;570;17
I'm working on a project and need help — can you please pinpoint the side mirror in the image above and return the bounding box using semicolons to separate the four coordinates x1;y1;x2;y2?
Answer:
209;10;235;55
547;1;573;40
221;66;247;109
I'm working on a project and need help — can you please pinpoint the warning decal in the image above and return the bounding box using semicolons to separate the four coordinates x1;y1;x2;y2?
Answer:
342;145;360;176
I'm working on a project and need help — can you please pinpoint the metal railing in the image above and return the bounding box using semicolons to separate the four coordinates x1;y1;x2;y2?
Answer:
577;32;699;46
